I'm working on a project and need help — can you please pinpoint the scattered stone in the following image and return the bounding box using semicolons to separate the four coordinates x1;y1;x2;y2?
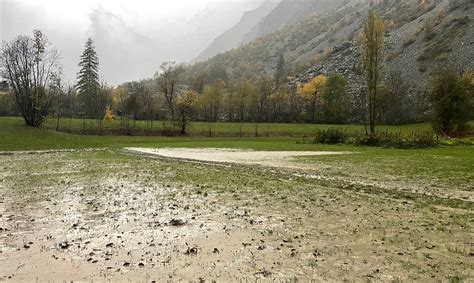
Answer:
59;242;70;250
169;219;186;226
255;269;272;277
313;249;323;257
185;247;198;255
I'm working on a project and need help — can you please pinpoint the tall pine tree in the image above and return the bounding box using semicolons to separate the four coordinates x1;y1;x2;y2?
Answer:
76;38;100;119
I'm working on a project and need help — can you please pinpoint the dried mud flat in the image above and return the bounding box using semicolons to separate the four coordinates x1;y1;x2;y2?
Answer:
0;149;473;282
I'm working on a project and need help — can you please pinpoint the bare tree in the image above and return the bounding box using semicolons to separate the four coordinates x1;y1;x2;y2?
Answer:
0;30;61;127
155;61;184;120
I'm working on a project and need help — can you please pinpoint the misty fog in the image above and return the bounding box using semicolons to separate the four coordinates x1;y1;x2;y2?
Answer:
0;0;271;85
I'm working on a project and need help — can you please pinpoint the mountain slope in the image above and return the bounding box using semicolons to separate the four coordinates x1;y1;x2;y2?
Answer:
187;0;473;94
193;1;278;63
241;0;343;43
294;0;474;107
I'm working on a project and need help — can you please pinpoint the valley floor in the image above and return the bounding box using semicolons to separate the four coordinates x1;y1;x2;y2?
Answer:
0;148;472;281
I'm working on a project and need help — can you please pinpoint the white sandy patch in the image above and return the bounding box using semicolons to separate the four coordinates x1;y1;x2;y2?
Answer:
125;147;349;168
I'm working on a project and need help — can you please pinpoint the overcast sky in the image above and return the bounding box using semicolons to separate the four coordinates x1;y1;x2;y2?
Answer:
1;0;271;85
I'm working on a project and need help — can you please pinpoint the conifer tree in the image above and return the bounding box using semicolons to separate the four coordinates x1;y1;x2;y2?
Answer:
274;53;286;86
76;38;100;119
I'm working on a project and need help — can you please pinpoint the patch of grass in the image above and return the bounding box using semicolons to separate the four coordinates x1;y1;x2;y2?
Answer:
297;145;474;198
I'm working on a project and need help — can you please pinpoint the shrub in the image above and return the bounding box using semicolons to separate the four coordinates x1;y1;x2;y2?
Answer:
312;129;436;149
436;7;445;21
402;33;416;47
313;128;347;144
346;131;436;149
423;17;436;40
448;0;470;12
438;137;474;146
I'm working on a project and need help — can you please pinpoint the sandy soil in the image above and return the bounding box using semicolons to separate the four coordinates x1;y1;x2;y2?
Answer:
0;150;472;282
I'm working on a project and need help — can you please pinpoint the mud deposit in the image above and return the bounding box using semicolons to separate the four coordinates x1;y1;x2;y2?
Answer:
0;149;472;281
125;147;348;169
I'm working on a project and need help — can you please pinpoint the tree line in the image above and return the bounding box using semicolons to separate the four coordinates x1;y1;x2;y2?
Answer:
1;10;472;137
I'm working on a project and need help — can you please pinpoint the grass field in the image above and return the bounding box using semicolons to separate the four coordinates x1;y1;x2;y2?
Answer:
0;116;440;151
2;116;473;201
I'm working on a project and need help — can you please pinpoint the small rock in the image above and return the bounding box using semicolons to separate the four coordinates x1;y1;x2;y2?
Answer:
185;247;198;255
169;219;186;226
59;242;70;249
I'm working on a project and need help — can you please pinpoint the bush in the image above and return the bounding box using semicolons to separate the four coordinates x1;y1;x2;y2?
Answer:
438;137;474;146
430;69;473;137
448;0;470;12
423;17;436;40
312;129;437;149
402;33;416;47
313;128;347;144
346;131;436;149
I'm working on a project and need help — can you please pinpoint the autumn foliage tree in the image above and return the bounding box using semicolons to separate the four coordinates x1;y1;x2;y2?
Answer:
104;108;113;123
297;75;327;123
360;10;384;137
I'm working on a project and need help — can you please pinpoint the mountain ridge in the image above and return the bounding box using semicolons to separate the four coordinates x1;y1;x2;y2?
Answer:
192;1;278;63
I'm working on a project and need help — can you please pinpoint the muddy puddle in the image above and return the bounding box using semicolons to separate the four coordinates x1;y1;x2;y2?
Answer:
0;150;472;281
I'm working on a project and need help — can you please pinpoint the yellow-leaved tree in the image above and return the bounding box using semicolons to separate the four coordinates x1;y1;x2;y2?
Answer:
104;108;114;123
297;75;327;123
